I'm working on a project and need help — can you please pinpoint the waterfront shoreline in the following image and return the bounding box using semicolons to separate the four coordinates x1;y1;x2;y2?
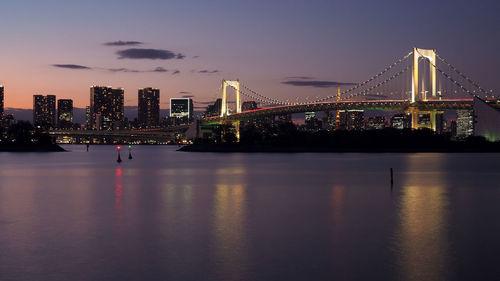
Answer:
179;143;500;153
0;144;66;152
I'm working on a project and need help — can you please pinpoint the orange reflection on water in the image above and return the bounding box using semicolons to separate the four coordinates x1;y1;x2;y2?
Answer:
396;154;450;281
331;185;344;224
212;183;250;280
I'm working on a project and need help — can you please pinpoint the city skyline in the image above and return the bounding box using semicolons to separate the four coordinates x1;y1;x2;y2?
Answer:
0;0;499;110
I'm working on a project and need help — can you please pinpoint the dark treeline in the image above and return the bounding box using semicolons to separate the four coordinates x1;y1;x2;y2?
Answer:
188;123;500;152
0;121;63;151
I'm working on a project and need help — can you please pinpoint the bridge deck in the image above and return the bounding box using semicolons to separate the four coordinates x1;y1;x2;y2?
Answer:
203;99;474;122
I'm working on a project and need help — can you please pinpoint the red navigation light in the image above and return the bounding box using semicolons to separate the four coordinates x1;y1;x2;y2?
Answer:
117;146;121;150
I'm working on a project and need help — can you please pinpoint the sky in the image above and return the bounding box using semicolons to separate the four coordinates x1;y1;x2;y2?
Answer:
0;0;499;110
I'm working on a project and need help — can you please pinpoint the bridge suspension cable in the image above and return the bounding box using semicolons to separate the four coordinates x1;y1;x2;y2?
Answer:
341;64;411;100
221;48;489;111
417;51;478;99
224;84;286;106
240;84;288;105
230;51;414;106
435;53;491;97
307;51;413;103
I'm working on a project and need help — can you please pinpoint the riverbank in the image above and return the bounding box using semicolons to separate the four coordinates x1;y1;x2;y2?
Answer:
0;144;66;152
183;127;500;153
179;142;500;153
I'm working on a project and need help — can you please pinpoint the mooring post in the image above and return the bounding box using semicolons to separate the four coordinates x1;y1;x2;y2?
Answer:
390;168;394;186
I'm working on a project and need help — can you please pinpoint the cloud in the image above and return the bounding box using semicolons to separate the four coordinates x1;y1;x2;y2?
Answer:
192;55;200;59
179;91;191;94
172;70;181;75
104;41;143;46
107;67;168;73
286;76;314;80
108;68;140;73
153;67;168;72
182;95;194;98
198;69;220;74
282;79;356;88
116;48;185;60
53;64;91;70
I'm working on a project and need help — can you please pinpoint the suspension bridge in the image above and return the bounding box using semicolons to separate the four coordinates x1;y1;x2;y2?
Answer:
199;48;500;139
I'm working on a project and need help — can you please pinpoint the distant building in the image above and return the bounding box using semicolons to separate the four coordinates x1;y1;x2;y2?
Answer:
456;109;474;138
205;99;222;117
33;94;56;128
1;114;15;127
276;114;292;124
241;101;258;111
339;110;364;130
450;120;457;137
322;111;335;130
57;99;73;128
366;116;387;130
417;113;431;128
305;112;316;121
85;106;91;129
138;88;160;128
170;98;193;119
435;113;445;134
89;86;124;130
305;111;321;130
391;113;411;129
0;85;4;117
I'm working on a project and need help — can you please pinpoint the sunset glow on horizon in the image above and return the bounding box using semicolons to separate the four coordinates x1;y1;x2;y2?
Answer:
1;0;498;111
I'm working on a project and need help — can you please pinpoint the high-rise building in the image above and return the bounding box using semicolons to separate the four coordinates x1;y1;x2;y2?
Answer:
57;99;73;128
0;85;4;117
205;99;222;117
241;101;258;111
276;114;292;124
450;120;457;136
366;116;387;130
33;94;56;128
323;111;335;130
305;112;316;121
85;106;91;129
339;110;364;130
138;88;160;128
170;98;193;119
90;86;124;130
435;113;445;134
305;112;322;130
391;113;411;129
456;109;474;138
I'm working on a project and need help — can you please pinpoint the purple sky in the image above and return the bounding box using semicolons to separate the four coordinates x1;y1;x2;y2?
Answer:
0;0;498;110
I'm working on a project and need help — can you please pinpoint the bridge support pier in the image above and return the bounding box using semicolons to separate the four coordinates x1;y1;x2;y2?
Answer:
408;107;443;131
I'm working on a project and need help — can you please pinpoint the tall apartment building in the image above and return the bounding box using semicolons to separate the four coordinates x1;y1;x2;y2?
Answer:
57;99;73;128
33;94;56;127
89;86;124;130
0;85;4;117
170;98;193;119
138;88;160;127
456;109;474;138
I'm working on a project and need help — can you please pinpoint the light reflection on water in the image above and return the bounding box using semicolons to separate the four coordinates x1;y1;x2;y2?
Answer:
396;154;451;281
0;146;499;281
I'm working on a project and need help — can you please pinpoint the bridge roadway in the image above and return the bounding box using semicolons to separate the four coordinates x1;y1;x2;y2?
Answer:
49;124;190;141
202;99;475;122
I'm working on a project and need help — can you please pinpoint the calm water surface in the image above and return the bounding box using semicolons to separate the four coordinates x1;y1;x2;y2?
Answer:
0;145;499;281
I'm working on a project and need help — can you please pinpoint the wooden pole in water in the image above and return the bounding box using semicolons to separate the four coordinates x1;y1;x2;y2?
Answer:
390;168;394;185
